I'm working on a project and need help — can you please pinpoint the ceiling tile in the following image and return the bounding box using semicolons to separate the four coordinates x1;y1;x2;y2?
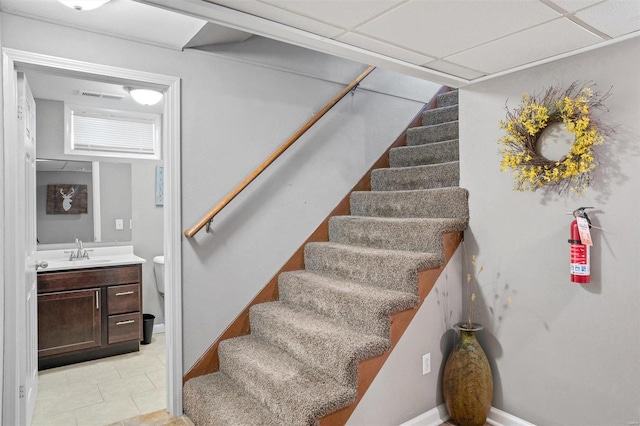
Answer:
424;60;486;80
338;32;436;65
575;0;640;37
446;18;603;74
208;0;344;38
547;0;603;13
258;0;405;29
357;0;561;58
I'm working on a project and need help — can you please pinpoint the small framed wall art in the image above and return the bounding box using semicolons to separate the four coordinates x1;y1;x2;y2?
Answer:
46;184;88;214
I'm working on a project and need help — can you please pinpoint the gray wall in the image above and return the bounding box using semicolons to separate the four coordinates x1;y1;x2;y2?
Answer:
36;170;93;244
459;37;640;425
0;13;441;373
99;162;132;243
348;248;463;425
131;161;165;327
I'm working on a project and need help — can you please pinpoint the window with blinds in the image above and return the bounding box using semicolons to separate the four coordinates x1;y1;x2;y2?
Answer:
65;105;161;160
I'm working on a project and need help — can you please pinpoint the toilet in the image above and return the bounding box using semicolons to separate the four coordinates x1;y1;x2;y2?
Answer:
153;255;165;296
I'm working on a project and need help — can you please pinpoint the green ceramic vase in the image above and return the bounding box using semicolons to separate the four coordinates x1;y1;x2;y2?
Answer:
443;323;493;426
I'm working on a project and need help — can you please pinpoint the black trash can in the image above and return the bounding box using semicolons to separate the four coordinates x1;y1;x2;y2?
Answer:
141;313;155;345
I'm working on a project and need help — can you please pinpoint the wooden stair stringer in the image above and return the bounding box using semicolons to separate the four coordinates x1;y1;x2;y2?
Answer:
318;230;463;426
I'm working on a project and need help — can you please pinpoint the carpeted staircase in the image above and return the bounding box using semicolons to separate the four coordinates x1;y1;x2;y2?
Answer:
184;90;468;425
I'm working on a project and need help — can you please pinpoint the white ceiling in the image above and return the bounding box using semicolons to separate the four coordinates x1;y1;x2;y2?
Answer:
22;69;165;113
139;0;640;86
0;0;251;50
2;0;639;87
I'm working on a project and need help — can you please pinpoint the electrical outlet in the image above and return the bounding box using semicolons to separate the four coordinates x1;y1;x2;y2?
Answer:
422;353;431;375
115;219;124;230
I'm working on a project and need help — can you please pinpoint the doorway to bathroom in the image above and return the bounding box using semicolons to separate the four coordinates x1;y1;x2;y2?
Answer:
1;48;183;425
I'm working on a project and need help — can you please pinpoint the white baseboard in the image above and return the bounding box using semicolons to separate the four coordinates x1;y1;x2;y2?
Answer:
400;405;535;426
153;323;166;334
399;404;449;426
487;407;536;426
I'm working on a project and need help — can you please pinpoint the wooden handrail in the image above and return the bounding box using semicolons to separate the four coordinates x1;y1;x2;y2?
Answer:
184;65;376;238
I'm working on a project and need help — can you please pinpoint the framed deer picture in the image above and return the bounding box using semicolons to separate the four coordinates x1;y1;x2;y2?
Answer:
46;184;88;214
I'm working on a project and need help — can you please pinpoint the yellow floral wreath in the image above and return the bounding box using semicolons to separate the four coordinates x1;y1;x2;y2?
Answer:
498;82;612;194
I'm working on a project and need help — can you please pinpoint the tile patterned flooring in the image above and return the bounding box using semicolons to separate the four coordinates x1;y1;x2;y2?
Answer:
34;333;167;426
108;409;193;426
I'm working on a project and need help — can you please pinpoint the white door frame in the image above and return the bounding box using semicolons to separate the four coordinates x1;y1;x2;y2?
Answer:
1;48;183;421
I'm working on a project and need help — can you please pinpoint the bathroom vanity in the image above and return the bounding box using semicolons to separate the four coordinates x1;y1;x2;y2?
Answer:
35;246;145;370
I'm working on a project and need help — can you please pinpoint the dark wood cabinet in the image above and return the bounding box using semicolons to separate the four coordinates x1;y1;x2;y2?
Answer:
38;289;101;357
37;264;142;370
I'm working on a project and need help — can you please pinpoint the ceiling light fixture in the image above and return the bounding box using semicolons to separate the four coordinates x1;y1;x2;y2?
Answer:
57;0;111;11
124;87;164;106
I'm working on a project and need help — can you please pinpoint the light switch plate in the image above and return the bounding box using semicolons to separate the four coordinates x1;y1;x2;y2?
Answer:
115;219;124;230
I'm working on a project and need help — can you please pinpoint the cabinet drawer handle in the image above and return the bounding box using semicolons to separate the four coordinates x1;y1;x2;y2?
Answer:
115;291;135;296
96;290;99;310
116;319;135;326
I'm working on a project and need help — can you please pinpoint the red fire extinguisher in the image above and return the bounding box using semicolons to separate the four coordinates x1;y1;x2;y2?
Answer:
568;207;593;284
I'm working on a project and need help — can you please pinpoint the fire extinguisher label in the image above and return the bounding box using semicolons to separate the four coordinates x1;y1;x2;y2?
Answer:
576;217;593;246
570;244;590;275
571;263;590;275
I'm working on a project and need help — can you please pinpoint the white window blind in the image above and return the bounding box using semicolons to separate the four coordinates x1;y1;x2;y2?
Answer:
65;105;161;160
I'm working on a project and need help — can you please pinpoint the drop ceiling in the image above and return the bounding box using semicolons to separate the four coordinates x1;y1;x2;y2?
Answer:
2;0;639;87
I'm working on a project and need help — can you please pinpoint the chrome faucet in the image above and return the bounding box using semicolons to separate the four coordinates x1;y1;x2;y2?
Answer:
68;238;90;260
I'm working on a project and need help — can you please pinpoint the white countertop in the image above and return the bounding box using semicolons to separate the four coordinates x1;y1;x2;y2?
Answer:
35;245;146;272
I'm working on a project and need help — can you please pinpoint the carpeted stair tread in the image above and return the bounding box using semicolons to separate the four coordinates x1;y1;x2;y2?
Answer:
436;90;458;107
350;187;469;220
406;121;459;146
389;139;459;167
218;335;356;426
250;301;389;387
371;161;460;191
304;241;441;293
279;270;418;339
183;372;283;426
329;215;467;253
422;105;458;126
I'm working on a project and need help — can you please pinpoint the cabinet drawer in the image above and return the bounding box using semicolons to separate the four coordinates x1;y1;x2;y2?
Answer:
108;312;141;344
107;284;140;315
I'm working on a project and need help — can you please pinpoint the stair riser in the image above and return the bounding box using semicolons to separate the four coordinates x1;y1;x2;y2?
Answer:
371;162;460;191
218;346;301;424
278;272;419;339
350;188;470;220
279;278;392;339
250;303;389;388
389;140;459;167
304;244;441;294
219;337;356;425
407;121;459;146
184;373;282;426
437;90;458;107
329;217;446;254
422;105;458;126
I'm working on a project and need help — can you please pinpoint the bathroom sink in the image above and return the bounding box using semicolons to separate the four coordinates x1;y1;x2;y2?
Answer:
69;258;111;264
35;246;145;272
